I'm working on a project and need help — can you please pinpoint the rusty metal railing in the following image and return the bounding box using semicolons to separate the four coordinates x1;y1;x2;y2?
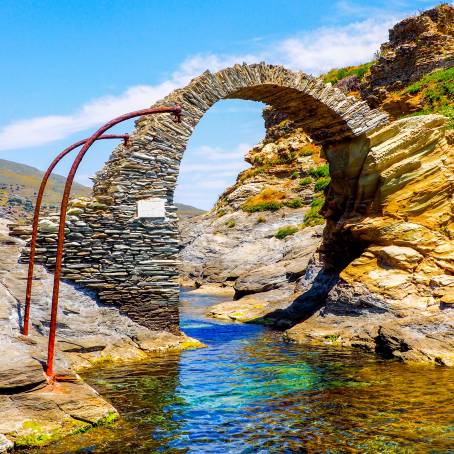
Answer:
45;105;181;379
23;134;130;336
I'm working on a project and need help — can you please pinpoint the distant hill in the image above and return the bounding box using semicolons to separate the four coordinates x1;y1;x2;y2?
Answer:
0;159;92;221
175;202;206;219
0;158;205;221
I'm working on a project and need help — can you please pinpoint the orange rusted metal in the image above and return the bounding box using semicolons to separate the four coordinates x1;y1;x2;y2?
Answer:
22;134;129;336
46;105;182;378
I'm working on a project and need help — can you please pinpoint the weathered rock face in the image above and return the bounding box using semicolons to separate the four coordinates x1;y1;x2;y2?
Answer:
361;3;454;108
18;63;386;334
179;106;326;308
205;112;453;366
285;114;454;365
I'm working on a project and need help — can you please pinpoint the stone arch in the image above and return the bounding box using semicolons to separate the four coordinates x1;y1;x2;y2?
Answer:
30;63;390;333
94;63;388;199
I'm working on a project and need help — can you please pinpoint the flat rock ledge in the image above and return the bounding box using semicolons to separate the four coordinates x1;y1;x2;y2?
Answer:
207;285;295;323
0;220;202;451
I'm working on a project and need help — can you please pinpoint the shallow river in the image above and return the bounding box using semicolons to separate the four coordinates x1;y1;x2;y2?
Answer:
38;291;454;453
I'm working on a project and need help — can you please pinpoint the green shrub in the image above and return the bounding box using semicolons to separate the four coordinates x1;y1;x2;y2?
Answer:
225;219;236;228
322;62;374;85
216;208;226;218
311;196;325;209
309;164;330;178
303;196;325;226
276;150;297;164
284;197;303;209
403;67;454;129
300;146;314;156
256;215;266;223
304;208;325;226
299;176;313;186
404;66;454;94
275;225;299;239
290;170;299;179
244;201;282;212
314;176;331;192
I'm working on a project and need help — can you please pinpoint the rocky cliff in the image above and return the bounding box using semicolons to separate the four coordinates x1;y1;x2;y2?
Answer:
184;5;454;365
179;108;327;312
283;114;454;365
361;3;454;109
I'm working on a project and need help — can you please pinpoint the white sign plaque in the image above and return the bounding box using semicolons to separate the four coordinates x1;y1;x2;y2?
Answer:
137;198;166;218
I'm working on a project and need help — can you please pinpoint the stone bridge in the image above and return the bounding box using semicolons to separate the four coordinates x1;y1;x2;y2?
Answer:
27;63;392;333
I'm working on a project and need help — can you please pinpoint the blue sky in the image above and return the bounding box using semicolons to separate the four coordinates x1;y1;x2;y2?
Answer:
0;0;444;209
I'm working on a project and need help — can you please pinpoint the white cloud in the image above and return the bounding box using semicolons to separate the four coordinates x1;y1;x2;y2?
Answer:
179;143;251;174
0;10;402;152
174;142;252;209
191;143;251;161
274;19;392;74
0;55;252;152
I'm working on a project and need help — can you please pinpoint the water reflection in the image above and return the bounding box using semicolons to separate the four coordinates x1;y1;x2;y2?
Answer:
33;291;454;453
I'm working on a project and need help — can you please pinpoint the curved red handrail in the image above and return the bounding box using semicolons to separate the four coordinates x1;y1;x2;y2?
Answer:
22;134;130;336
46;105;182;378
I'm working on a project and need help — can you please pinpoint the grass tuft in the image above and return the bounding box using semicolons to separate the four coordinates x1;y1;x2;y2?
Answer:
303;196;325;226
299;176;313;186
225;219;236;228
284;197;303;209
322;62;374;85
242;188;286;213
314;176;331;192
309;164;329;178
275;225;299;239
403;67;454;128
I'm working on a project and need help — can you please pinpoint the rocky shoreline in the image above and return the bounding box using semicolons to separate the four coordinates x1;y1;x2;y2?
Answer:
0;219;202;452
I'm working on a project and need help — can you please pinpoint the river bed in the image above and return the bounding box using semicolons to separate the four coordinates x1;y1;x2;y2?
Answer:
34;291;454;453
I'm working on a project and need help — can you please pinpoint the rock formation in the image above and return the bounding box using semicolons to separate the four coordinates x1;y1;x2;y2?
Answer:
361;3;454;109
283;114;454;365
206;113;453;366
179;107;326;304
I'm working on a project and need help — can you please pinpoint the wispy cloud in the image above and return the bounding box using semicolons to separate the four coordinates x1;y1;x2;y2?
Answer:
0;7;411;152
0;55;248;152
174;143;251;208
274;19;391;74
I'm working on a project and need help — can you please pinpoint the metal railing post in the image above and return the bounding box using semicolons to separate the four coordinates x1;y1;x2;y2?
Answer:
46;105;181;378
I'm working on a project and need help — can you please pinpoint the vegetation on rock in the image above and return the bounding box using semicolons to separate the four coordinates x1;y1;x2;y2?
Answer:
404;66;454;128
275;225;299;239
299;177;313;186
242;188;286;212
322;62;374;86
225;219;236;228
309;164;329;178
314;176;331;192
303;196;325;227
284;197;303;209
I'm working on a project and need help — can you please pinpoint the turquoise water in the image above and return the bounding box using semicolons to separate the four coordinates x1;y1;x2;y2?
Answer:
37;291;454;453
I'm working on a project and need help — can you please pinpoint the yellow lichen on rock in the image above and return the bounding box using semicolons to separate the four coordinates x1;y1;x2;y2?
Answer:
287;112;453;365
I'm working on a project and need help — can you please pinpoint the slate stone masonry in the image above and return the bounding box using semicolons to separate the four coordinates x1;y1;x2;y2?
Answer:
20;63;389;333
